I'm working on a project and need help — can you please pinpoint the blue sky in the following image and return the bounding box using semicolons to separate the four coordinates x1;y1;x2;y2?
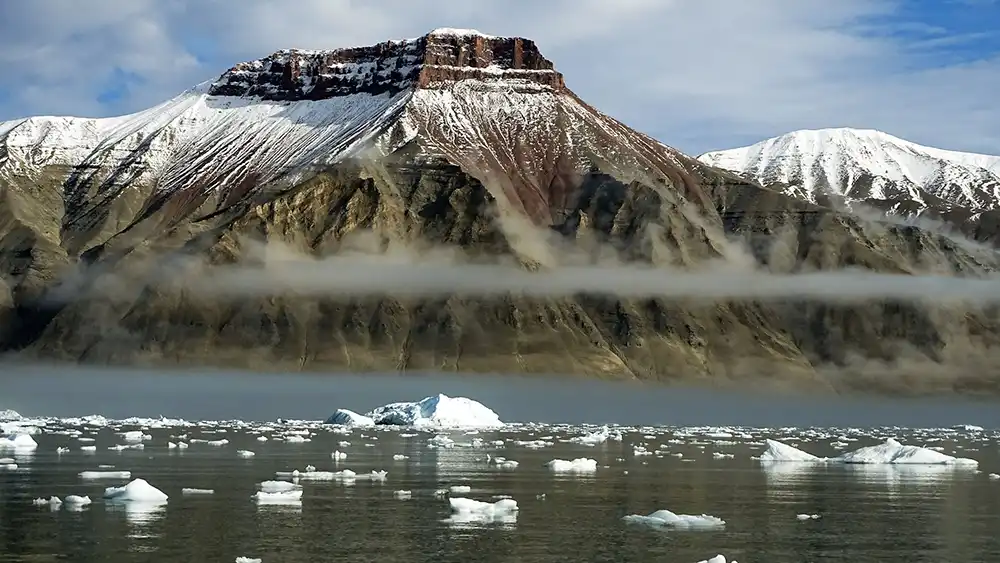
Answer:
1;0;999;155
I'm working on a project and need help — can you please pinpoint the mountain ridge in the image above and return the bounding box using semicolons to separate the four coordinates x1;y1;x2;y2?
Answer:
698;127;1000;219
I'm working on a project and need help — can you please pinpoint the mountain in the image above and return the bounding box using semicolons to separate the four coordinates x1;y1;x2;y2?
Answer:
2;29;1000;395
698;128;1000;243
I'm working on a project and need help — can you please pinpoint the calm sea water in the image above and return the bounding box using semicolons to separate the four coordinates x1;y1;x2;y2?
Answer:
1;366;999;562
2;424;999;562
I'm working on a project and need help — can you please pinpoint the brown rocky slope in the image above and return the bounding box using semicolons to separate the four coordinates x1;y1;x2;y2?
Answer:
1;29;999;395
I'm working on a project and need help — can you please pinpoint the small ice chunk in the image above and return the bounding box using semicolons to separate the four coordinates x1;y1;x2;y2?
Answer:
237;450;255;458
712;452;735;460
80;445;97;452
331;450;347;461
33;496;62;506
119;431;150;443
236;558;262;563
258;480;299;493
450;485;472;494
64;495;92;506
987;473;999;480
393;490;412;499
168;442;177;449
796;513;821;520
547;458;598;473
252;490;302;504
80;470;132;480
623;509;726;529
392;454;408;460
256;436;268;442
369;470;388;482
182;488;215;495
695;556;731;563
447;497;519;524
207;439;229;447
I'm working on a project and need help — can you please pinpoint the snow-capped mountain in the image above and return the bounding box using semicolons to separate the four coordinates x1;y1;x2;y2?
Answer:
5;29;1000;390
698;128;1000;216
0;27;694;229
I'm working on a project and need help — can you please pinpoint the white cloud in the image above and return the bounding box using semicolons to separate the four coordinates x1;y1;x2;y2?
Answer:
0;0;998;155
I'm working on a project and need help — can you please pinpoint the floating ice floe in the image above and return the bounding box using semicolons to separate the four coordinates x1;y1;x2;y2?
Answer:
104;479;169;503
326;394;502;428
547;458;598;473
989;473;999;481
568;426;621;446
236;558;262;563
623;509;726;530
64;495;92;506
237;450;255;458
0;433;38;450
258;480;299;493
80;470;132;480
252;490;302;505
393;490;412;500
760;438;979;467
181;488;215;495
33;496;62;506
796;513;821;520
694;556;735;563
447;497;519;525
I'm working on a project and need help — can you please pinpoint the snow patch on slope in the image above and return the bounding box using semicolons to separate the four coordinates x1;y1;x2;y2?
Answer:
698;128;1000;211
0;85;412;194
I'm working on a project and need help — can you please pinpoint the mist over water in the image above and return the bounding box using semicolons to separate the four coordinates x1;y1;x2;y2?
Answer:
2;365;998;428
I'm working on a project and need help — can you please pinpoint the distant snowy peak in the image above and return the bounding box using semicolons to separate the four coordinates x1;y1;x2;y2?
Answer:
208;29;563;101
698;128;1000;212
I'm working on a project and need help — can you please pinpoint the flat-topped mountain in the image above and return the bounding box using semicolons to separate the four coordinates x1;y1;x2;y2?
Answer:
2;30;999;395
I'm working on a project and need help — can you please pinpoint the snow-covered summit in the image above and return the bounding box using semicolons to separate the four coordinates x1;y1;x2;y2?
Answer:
698;128;1000;213
0;28;691;229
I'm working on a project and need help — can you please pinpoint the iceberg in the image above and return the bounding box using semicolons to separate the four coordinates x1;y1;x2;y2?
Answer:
759;439;823;462
103;479;169;503
0;410;21;421
758;438;979;467
326;394;502;428
623;509;726;530
0;433;38;450
325;409;376;426
836;438;978;466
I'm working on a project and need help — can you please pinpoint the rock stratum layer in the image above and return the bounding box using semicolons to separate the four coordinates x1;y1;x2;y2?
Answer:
2;29;1000;395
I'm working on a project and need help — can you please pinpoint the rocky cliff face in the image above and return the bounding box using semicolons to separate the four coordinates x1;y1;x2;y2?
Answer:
209;29;563;100
1;30;999;395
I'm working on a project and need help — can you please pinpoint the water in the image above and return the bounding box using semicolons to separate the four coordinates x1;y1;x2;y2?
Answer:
2;366;1000;562
3;364;1000;428
2;420;999;562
